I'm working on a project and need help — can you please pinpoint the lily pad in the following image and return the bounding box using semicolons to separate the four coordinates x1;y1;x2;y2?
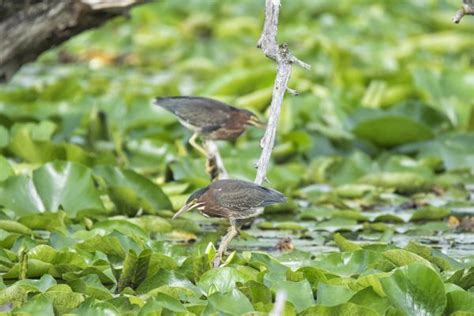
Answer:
380;263;446;316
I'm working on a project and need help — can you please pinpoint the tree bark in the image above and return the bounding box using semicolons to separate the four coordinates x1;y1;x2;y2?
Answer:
0;0;145;83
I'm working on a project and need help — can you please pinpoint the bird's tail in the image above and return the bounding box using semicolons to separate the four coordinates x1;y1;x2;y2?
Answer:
153;96;182;110
261;187;287;205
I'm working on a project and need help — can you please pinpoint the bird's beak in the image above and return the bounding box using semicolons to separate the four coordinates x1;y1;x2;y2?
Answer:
248;116;266;128
172;200;200;220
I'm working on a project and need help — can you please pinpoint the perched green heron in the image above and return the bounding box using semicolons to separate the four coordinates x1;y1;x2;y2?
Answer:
154;96;264;156
173;179;286;267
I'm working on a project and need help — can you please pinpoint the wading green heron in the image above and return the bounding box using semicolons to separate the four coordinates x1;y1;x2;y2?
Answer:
173;179;286;267
154;96;264;156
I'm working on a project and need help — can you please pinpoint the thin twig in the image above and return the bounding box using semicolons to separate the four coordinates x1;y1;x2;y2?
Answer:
452;0;474;23
254;0;310;185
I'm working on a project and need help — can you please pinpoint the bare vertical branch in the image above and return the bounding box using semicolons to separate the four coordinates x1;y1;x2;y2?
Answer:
254;0;310;185
452;0;474;23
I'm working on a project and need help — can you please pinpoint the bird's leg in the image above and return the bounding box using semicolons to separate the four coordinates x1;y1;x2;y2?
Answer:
213;219;239;268
205;140;229;181
189;133;208;157
206;155;219;181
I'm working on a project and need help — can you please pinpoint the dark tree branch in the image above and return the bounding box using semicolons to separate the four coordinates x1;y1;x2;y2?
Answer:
0;0;145;82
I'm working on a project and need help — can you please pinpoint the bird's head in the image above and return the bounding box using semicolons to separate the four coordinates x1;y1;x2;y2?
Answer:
172;187;208;220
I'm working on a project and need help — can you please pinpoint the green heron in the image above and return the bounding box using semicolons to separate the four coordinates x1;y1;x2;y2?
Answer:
154;96;264;156
172;179;286;267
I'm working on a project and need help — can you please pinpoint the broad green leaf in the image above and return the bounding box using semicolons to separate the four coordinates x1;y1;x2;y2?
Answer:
13;294;54;315
264;277;315;313
117;249;151;292
76;235;126;258
0;126;9;148
404;241;456;271
104;296;141;314
8;122;63;163
301;302;379;316
350;102;449;147
0;161;104;217
136;270;201;297
146;293;187;312
198;266;257;294
69;274;113;300
128;216;173;233
383;249;435;269
0;220;32;235
353;116;433;147
0;156;13;181
446;290;474;314
15;274;57;293
311;250;383;277
410;134;474;171
410;206;450;221
257;221;306;231
72;298;120;316
207;289;254;315
381;263;446;316
92;219;149;240
4;259;55;279
18;212;68;231
447;268;474;290
44;284;85;314
316;283;355;306
94;165;172;214
0;284;28;307
239;280;272;306
333;233;362;251
349;287;391;315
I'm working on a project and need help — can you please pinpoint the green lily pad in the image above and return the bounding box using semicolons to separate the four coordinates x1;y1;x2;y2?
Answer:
380;263;446;316
94;166;172;214
301;302;379;316
0;161;104;217
207;289;254;315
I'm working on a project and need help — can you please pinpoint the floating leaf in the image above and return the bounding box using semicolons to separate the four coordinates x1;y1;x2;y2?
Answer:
207;289;254;315
301;302;379;316
380;263;446;316
117;249;151;292
198;266;257;294
94;166;172;214
316;283;355;306
0;161;104;217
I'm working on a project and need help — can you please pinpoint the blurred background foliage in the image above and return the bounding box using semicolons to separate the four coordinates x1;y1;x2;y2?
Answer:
1;0;473;192
0;0;473;314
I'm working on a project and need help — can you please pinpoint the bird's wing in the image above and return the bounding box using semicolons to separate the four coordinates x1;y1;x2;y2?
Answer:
155;96;233;128
213;180;286;212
